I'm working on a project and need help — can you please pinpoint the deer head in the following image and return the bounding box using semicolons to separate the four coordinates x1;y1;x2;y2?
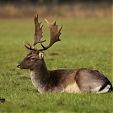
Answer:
17;15;62;70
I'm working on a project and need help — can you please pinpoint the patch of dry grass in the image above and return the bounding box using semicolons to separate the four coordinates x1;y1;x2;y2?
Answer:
0;2;112;19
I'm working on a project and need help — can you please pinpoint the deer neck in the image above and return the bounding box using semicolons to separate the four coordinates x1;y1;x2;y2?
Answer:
31;59;49;76
30;59;50;93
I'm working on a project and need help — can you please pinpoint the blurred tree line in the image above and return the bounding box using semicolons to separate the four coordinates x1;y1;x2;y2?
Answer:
0;0;112;4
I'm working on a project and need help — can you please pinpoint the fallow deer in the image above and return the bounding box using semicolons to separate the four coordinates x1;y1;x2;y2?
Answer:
17;15;113;94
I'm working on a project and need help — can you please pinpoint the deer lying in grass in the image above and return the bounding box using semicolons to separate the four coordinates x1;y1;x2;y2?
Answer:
17;15;113;94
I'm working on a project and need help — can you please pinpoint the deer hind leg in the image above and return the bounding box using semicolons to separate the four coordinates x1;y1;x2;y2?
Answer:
97;83;112;93
75;69;113;93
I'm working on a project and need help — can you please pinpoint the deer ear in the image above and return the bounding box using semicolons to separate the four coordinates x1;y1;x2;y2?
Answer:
39;52;44;59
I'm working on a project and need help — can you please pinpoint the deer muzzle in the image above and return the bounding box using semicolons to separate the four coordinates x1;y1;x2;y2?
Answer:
17;64;21;68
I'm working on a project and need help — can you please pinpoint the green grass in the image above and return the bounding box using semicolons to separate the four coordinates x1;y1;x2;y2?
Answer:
0;17;112;113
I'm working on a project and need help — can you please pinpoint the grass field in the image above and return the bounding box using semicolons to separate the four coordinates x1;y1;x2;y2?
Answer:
0;17;113;112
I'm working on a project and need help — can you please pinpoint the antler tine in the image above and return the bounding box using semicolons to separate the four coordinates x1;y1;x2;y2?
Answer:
33;15;46;47
45;19;49;24
41;19;63;50
24;42;37;51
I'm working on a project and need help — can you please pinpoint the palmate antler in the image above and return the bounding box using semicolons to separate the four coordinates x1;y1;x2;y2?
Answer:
41;19;63;50
24;15;45;51
33;15;46;46
24;15;62;51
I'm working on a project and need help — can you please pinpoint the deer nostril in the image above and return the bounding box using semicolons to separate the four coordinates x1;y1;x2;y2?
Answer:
17;64;20;68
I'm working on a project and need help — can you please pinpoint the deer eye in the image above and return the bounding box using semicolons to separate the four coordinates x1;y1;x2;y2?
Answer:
30;57;36;61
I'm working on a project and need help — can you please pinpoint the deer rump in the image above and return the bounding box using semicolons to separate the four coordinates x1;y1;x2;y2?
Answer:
17;15;113;94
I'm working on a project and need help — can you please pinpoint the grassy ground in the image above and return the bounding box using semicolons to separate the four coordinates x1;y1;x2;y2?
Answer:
0;17;112;112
